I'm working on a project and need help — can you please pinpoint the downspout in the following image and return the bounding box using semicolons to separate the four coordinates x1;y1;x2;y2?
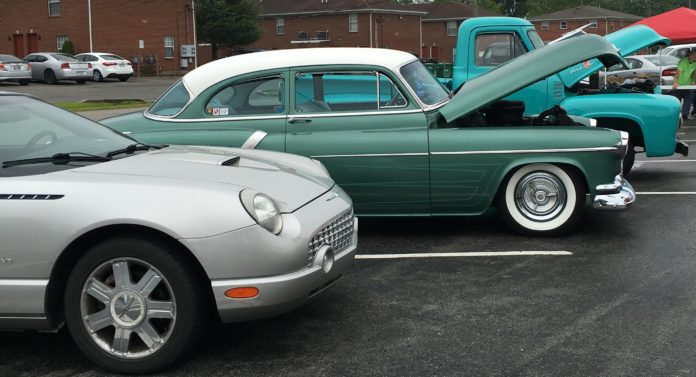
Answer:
192;0;198;68
88;0;93;52
419;16;422;58
370;12;373;48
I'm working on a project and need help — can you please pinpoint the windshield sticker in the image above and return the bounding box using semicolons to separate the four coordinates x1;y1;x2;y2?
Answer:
207;107;229;116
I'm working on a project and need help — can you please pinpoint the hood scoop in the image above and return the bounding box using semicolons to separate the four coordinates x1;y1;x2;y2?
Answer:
221;156;241;166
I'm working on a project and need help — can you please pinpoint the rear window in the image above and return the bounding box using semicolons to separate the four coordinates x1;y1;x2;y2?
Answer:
101;54;125;61
148;80;191;116
51;53;78;62
0;54;20;61
644;55;678;66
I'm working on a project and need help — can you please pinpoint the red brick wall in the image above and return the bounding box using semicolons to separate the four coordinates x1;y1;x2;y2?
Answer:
0;0;196;74
532;19;632;42
422;21;459;63
247;13;421;56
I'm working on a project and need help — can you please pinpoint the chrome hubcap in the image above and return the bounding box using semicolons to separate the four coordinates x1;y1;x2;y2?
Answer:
80;258;176;359
514;172;567;221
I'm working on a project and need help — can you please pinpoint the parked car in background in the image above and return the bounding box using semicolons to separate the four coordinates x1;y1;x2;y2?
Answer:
0;92;357;373
660;43;696;59
23;52;92;84
601;54;679;87
103;34;636;236
0;54;31;86
75;52;133;82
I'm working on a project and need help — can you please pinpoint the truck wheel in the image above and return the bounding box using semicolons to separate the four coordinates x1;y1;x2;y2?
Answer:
622;139;635;177
497;163;586;236
64;237;209;374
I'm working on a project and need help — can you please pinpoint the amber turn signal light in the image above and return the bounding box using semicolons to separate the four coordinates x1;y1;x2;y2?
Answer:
224;287;259;299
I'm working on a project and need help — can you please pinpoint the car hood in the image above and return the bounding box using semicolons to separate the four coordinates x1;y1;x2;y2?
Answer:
439;34;622;123
59;145;335;212
557;25;670;88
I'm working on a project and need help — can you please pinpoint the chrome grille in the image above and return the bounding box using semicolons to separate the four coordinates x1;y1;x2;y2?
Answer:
308;210;354;267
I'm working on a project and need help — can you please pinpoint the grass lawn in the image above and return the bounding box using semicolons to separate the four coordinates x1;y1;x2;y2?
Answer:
55;100;150;112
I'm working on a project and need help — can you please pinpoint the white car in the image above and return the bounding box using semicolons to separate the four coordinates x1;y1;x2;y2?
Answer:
660;43;696;59
75;52;133;82
0;92;357;373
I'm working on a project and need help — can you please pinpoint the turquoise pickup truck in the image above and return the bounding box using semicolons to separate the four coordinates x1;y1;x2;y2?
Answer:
445;17;687;175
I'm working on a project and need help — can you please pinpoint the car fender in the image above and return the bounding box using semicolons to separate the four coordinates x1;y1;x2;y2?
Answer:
560;93;681;157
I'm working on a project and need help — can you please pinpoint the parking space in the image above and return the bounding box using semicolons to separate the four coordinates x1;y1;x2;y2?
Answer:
1;84;695;375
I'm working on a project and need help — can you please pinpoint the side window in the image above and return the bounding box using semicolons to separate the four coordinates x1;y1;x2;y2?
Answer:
475;33;527;67
294;71;406;113
205;76;284;117
627;59;642;69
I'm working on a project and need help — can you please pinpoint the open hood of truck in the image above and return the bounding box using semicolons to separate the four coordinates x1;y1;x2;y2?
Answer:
439;34;622;123
557;25;670;88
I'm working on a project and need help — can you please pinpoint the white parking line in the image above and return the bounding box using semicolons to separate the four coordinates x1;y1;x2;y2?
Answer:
635;160;696;163
355;251;572;259
636;192;696;195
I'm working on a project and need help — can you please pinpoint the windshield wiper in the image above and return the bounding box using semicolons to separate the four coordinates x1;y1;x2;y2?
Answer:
106;143;164;158
2;152;112;168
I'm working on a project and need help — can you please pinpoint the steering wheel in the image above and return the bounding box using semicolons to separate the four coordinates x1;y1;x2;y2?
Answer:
23;130;58;154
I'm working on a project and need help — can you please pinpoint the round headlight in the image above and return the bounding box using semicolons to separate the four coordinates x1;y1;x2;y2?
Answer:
240;190;283;234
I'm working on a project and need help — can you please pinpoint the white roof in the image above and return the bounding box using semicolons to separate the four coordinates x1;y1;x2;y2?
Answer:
183;48;418;97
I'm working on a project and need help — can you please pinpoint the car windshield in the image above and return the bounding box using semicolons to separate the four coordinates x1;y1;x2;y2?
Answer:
644;55;678;66
147;80;191;116
0;96;135;171
399;61;450;106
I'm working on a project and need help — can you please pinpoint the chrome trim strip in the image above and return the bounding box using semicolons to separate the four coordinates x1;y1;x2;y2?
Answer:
241;130;268;150
312;152;428;158
290;109;424;119
430;147;617;156
153;114;288;123
144;79;196;120
0;315;47;320
0;279;48;286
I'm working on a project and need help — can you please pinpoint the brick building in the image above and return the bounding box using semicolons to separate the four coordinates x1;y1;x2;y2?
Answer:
0;0;196;74
528;6;642;42
248;0;499;63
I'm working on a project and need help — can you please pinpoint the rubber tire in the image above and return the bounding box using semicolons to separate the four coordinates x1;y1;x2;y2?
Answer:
118;76;129;82
93;70;103;82
497;163;586;236
64;237;210;374
622;138;635;177
76;80;86;85
44;70;57;85
18;79;30;86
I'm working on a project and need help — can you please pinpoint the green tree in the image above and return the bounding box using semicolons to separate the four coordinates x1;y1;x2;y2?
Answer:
196;0;261;60
61;39;75;55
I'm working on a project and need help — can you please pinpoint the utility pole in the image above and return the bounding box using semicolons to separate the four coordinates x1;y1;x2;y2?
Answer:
473;0;478;17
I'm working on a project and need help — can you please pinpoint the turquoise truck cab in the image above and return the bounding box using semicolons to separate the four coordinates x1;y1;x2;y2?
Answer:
448;17;687;174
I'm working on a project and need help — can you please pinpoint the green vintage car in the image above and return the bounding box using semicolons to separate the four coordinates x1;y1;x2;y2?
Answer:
102;34;635;235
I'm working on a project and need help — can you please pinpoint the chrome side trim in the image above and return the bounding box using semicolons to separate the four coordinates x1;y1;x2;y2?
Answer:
312;152;428;158
430;147;617;156
143;114;288;123
289;109;424;119
241;130;269;150
0;279;48;286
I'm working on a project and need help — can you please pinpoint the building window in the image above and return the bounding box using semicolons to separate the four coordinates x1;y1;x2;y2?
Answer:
56;35;69;51
589;19;598;28
276;17;285;36
541;21;549;31
446;21;457;37
164;36;174;59
48;0;60;17
349;13;358;33
559;21;567;30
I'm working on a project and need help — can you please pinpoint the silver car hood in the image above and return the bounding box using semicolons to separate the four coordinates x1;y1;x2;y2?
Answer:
58;145;335;212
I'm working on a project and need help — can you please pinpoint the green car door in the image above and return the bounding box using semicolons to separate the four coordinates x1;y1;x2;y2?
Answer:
284;67;430;215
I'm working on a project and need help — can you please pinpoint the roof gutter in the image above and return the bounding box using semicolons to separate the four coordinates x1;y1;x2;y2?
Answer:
261;9;427;17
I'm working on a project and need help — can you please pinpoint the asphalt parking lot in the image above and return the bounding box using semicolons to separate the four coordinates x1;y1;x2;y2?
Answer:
1;82;696;376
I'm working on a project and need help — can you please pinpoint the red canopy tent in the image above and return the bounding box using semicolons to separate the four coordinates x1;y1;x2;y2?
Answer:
632;7;696;44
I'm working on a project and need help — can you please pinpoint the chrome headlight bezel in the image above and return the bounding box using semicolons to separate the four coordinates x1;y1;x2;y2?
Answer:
240;190;283;235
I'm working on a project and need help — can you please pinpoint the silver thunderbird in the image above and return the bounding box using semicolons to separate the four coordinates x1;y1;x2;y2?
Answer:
0;93;357;373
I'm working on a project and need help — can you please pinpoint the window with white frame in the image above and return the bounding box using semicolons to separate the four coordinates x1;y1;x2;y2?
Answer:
164;36;174;59
276;17;285;36
349;13;358;33
559;21;567;30
446;21;457;37
56;35;69;51
48;0;60;16
541;21;549;31
589;19;598;28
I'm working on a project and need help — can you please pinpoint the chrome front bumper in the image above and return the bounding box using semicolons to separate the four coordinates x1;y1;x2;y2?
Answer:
592;175;636;211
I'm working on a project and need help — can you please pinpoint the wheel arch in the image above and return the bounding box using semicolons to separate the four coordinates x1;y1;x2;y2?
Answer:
593;116;644;148
494;160;589;206
45;224;216;324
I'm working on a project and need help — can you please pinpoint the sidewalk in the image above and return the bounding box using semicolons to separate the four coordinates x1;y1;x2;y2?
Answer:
77;107;147;121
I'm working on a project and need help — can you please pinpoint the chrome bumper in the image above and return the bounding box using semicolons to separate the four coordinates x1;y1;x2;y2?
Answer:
592;175;636;211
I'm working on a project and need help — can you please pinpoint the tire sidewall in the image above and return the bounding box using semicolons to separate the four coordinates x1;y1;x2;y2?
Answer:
64;237;207;374
500;163;585;235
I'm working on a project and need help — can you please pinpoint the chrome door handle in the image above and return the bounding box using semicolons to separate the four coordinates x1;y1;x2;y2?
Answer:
288;117;312;124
